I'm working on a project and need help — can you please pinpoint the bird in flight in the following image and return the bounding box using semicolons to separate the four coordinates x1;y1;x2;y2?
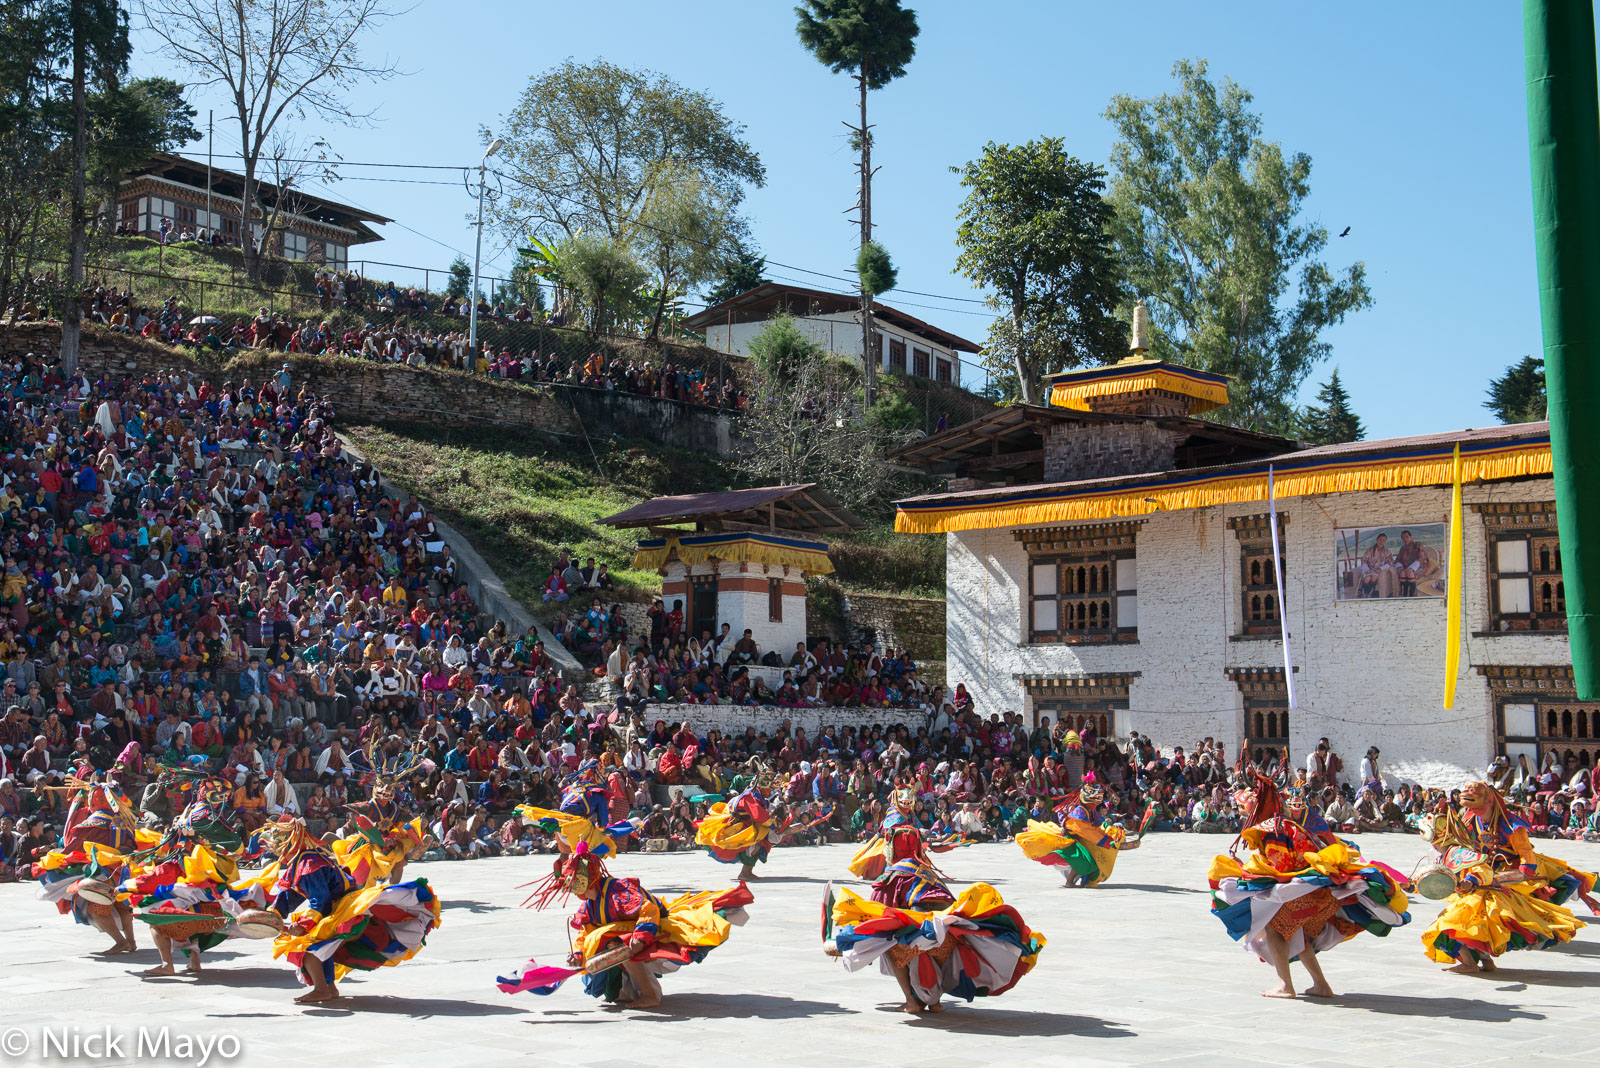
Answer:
1338;226;1351;237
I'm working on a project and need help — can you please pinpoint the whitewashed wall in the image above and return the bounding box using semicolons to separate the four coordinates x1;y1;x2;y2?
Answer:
942;477;1569;787
702;313;960;385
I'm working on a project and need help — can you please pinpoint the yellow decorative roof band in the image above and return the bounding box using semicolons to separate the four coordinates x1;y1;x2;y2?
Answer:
631;532;835;575
1048;367;1230;414
894;436;1552;534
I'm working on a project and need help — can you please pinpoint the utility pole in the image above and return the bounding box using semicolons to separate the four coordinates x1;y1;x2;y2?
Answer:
206;110;213;239
468;138;505;367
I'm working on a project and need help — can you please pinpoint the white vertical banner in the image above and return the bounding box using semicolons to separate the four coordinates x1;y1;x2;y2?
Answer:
1268;466;1297;708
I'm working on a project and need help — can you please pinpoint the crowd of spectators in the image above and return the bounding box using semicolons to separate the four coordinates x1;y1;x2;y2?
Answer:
0;344;1587;881
61;270;744;410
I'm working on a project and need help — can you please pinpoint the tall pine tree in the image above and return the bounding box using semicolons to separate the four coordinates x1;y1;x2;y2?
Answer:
1298;369;1365;444
705;240;768;305
1484;355;1547;424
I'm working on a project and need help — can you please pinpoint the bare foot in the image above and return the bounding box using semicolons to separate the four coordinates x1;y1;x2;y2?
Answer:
1261;986;1296;999
1478;957;1497;973
1444;962;1479;975
140;964;175;977
294;990;339;1004
622;997;661;1010
899;1000;925;1014
1302;984;1334;998
185;960;203;974
924;1002;945;1013
106;942;136;956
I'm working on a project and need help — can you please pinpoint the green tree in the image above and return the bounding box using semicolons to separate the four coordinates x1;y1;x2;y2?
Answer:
795;0;919;405
0;5;70;326
639;163;744;340
39;0;133;373
1484;355;1547;424
855;240;896;297
1105;60;1373;433
705;238;768;305
1297;369;1365;445
490;59;764;248
738;316;897;509
953;138;1126;404
746;312;818;379
138;0;405;281
561;233;650;336
445;256;472;299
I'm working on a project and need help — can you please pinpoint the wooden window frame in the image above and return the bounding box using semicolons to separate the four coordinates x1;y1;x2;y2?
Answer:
768;577;783;622
889;338;907;374
1230;514;1288;636
935;358;952;383
1487;530;1565;632
1228;667;1291;765
912;346;930;377
1020;524;1140;645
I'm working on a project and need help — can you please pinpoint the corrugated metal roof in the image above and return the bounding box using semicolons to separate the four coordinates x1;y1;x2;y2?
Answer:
897;421;1551;506
598;483;864;534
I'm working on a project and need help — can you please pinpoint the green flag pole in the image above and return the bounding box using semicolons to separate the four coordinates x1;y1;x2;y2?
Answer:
1523;0;1600;699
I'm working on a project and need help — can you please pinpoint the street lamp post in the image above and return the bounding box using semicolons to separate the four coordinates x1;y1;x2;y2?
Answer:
468;138;506;368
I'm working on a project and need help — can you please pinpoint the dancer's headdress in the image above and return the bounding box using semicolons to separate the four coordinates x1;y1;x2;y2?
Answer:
1078;781;1104;806
262;815;338;869
891;786;916;814
520;842;608;910
352;735;434;793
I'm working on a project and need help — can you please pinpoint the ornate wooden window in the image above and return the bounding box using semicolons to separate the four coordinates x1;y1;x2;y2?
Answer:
1230;513;1288;636
767;578;783;622
1228;667;1291;765
1480;665;1599;768
1020;673;1135;732
1019;522;1141;644
1476;502;1565;632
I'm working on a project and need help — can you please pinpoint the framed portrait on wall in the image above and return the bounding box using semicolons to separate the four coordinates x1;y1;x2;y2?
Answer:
1334;523;1447;600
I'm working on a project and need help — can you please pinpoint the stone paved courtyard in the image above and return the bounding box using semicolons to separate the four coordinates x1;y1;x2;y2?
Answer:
3;833;1599;1066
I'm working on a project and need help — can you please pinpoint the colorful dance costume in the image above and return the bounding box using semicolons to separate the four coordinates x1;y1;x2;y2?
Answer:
848;793;968;882
34;779;157;929
1209;784;1410;962
334;740;435;886
258;817;440;991
124;774;247;952
517;758;636;857
696;775;777;869
334;794;430;887
1420;805;1585;966
831;814;1046;1009
497;845;753;1004
1458;780;1599;912
1015;782;1136;887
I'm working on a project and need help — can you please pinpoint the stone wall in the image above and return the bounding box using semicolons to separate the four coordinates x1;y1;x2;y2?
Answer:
3;322;736;453
837;592;946;660
641;702;928;738
944;478;1570;788
1042;420;1185;482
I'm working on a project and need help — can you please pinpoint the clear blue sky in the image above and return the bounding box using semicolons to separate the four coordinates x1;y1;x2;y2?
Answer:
132;1;1558;439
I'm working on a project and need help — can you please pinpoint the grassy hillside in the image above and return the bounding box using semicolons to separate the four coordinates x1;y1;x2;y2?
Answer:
342;421;944;617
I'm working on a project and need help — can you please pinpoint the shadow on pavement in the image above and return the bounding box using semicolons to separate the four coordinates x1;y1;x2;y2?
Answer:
440;898;510;914
631;993;852;1020
1483;968;1600;988
302;995;526;1018
899;1005;1133;1038
1106;883;1206;895
179;966;301;989
1325;992;1545;1021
